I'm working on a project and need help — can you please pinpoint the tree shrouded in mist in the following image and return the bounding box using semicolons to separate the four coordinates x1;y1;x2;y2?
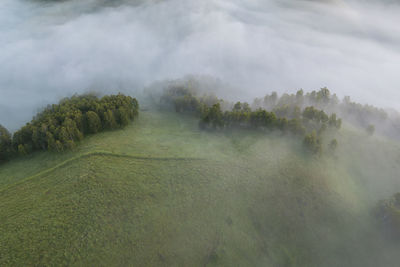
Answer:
160;83;346;155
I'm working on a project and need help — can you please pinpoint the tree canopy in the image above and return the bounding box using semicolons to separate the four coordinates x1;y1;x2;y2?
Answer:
0;125;12;162
0;93;138;162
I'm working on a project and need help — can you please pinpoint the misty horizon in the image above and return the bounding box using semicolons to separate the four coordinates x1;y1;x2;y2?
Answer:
2;0;400;130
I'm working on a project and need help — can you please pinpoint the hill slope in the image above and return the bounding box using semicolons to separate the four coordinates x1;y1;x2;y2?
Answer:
1;110;400;266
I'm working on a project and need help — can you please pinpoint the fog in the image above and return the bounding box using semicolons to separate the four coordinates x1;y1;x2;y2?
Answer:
1;0;400;130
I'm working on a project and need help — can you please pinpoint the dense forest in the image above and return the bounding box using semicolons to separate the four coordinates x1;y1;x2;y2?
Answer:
0;94;138;162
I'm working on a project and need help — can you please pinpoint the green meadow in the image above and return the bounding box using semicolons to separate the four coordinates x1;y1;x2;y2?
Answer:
1;110;400;266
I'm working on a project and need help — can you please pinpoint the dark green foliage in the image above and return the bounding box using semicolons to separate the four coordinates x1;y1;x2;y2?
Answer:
303;131;322;155
161;85;345;155
103;109;118;129
328;113;341;130
199;100;330;138
249;109;277;129
303;106;328;123
0;125;12;161
9;93;138;157
294;106;340;135
86;111;102;133
116;107;130;127
200;103;224;129
233;102;242;111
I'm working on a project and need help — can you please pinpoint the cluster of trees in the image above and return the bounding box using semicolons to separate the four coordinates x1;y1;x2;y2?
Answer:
253;88;336;117
161;86;341;155
0;93;138;162
254;88;387;136
199;103;340;155
199;102;340;132
160;84;219;115
254;87;386;120
160;77;400;140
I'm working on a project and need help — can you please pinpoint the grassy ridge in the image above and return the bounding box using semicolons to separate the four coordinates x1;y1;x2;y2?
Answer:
1;110;400;266
0;150;205;195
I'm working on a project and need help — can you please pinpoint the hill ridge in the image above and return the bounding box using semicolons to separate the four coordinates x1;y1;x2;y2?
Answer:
0;151;205;195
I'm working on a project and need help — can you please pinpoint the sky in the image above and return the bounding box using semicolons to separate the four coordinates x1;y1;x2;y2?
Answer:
1;0;400;130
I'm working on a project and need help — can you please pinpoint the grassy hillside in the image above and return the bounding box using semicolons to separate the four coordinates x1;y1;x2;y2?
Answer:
1;110;400;266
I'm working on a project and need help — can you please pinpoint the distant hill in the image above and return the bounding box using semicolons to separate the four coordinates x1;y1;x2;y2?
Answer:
1;109;400;266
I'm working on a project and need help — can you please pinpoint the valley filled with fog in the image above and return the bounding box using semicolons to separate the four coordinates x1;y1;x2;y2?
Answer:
1;0;400;130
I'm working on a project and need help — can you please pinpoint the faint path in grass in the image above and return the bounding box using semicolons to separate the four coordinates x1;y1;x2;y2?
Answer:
0;151;206;194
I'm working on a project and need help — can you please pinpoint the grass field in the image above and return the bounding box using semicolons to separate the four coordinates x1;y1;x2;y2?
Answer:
1;110;400;266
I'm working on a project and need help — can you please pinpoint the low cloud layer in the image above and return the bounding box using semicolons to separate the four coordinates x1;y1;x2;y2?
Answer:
1;0;400;130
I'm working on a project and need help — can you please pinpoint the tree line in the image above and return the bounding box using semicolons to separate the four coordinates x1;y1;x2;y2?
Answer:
161;85;341;155
254;87;385;136
155;76;400;140
0;93;138;162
